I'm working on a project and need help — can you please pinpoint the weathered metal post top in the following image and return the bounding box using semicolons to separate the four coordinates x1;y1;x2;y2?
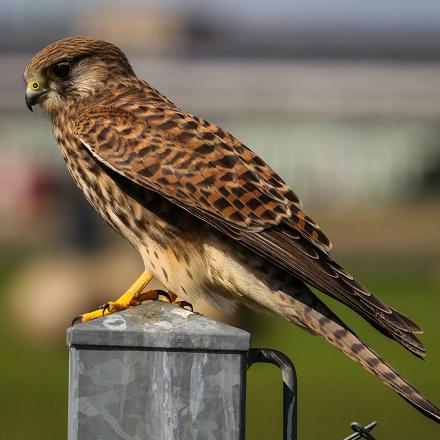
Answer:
67;301;251;440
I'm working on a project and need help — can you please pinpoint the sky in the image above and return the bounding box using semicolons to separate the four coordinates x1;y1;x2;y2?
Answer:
1;0;440;58
2;0;440;30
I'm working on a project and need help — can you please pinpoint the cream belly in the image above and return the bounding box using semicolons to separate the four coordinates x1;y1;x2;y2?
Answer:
133;211;284;315
139;232;273;314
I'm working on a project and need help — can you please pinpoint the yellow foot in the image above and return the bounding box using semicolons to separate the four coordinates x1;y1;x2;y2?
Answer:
73;271;154;324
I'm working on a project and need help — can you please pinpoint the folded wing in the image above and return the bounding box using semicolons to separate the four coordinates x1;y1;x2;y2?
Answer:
74;105;424;357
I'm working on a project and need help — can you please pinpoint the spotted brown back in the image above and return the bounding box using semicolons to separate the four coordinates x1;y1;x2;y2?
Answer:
74;91;331;253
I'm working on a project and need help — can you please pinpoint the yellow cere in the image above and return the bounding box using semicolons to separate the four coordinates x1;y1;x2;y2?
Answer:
27;80;40;91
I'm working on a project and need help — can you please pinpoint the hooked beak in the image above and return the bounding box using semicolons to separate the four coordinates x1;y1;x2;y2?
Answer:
25;87;48;112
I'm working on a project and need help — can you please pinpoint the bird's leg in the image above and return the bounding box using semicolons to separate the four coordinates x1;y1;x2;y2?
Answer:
78;270;155;323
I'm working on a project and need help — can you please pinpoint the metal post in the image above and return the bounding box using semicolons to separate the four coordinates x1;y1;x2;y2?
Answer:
67;301;250;440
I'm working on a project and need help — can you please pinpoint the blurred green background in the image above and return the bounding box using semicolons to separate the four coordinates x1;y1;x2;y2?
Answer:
1;1;440;439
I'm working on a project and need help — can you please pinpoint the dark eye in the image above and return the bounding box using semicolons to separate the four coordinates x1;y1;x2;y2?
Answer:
50;62;71;79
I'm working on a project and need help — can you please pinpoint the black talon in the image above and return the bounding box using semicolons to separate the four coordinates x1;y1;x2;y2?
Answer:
179;301;193;312
71;315;83;326
99;303;110;316
157;290;172;302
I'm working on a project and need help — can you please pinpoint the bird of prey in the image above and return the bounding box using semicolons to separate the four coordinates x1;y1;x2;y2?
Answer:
24;36;439;422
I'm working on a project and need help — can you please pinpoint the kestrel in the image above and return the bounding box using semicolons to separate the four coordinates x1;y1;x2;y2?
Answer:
24;37;439;422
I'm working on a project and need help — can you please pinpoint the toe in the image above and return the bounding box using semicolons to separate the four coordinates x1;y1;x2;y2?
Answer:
80;308;111;323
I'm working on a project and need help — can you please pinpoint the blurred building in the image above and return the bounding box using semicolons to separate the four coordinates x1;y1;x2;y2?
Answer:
2;1;440;210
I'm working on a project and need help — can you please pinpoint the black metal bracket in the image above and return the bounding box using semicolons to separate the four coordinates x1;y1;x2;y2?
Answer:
247;348;297;440
247;348;378;440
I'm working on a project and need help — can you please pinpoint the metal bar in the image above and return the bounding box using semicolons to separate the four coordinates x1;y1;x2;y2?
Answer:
247;348;297;440
343;421;378;440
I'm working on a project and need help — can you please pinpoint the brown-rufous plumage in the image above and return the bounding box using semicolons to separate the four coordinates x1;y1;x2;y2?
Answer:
24;37;440;423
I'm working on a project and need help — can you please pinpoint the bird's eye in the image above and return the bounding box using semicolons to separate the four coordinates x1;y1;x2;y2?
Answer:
50;62;71;80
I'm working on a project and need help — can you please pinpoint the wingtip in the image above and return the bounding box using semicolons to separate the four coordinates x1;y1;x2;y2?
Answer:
390;307;424;334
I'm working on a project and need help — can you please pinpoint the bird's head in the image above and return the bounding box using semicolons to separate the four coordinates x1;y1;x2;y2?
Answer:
24;36;135;117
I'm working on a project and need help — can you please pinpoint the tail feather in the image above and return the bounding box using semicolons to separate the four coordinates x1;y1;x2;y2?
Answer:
278;290;440;423
316;316;440;422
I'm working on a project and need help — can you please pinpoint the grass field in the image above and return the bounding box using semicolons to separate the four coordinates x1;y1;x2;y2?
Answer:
246;266;440;439
0;260;439;439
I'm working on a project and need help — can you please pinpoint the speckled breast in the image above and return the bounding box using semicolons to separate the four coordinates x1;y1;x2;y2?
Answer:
52;117;209;294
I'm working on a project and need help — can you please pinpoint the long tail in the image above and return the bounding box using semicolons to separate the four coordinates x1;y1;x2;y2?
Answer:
274;287;440;422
